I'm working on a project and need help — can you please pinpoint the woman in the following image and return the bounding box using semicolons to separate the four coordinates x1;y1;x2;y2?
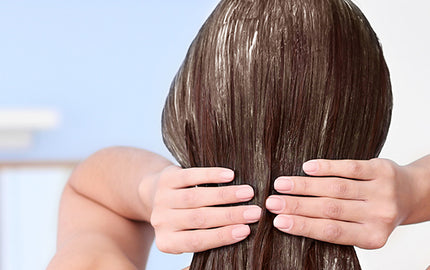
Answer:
48;0;430;269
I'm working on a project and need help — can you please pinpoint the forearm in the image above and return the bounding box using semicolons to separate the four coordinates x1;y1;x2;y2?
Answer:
50;147;173;269
69;146;173;222
49;229;139;270
402;154;430;225
50;184;155;269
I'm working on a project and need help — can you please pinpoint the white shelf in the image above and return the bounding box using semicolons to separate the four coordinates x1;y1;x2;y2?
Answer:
0;109;60;149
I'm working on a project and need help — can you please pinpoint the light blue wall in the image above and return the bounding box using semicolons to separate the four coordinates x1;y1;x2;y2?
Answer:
0;0;219;161
0;1;219;269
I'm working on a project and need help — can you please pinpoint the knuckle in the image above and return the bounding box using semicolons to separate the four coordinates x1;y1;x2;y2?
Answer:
156;236;177;254
159;165;177;184
152;192;161;205
187;233;203;252
216;228;227;243
293;199;302;214
381;185;397;204
218;187;229;202
332;181;349;197
181;190;197;206
323;223;342;242
202;168;213;182
349;161;362;176
150;212;162;228
372;158;396;179
181;168;193;183
294;218;308;235
155;238;167;252
285;198;301;215
365;231;387;249
323;200;343;219
369;158;382;168
379;205;399;225
152;189;166;207
382;162;397;180
301;179;311;193
189;209;207;228
225;208;235;223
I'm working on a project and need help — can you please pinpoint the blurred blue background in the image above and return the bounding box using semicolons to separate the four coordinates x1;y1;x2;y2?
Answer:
0;1;219;269
0;0;429;269
0;0;218;161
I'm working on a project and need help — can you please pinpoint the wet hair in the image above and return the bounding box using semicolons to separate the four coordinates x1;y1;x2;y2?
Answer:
161;0;392;269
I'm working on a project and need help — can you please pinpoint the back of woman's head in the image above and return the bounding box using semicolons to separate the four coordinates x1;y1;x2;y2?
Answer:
162;0;392;269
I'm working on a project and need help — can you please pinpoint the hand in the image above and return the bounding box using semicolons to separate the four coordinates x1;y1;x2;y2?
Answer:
149;166;262;254
266;158;419;249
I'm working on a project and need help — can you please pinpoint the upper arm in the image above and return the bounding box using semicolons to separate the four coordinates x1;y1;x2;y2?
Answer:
52;184;154;269
50;146;172;269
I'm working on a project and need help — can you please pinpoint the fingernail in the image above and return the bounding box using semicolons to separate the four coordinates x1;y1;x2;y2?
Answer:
274;215;293;231
275;178;293;192
220;170;235;181
303;160;319;173
243;206;262;222
232;225;250;240
236;186;254;200
265;196;285;212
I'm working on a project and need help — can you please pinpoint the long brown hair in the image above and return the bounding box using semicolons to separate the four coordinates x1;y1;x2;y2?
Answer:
162;0;392;269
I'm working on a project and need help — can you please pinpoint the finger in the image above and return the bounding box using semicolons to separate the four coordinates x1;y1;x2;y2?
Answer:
156;224;250;254
266;195;366;223
274;176;368;200
273;215;380;249
173;205;262;230
164;166;235;188
168;185;254;208
302;159;377;180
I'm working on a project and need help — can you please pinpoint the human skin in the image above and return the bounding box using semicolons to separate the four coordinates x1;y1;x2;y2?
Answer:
156;155;430;254
48;147;430;269
266;156;430;249
47;147;258;269
47;147;169;269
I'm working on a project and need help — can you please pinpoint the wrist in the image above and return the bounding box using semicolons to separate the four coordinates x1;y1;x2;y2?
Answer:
138;163;174;223
138;171;159;222
401;156;430;224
